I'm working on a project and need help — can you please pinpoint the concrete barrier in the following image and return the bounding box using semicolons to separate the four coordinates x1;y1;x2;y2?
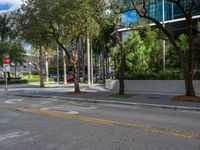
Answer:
106;79;200;95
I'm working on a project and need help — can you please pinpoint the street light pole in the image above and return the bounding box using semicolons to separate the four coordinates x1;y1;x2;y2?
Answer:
5;72;8;94
91;38;94;85
87;31;91;85
162;0;166;72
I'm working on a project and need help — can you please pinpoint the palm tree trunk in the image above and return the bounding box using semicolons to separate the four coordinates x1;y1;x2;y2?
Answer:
106;51;109;79
14;61;17;78
82;48;85;82
87;32;91;85
63;50;67;84
45;52;49;84
102;51;105;84
95;54;98;82
39;46;44;87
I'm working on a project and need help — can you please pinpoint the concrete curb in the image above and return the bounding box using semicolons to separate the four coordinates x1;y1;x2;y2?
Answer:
8;93;200;112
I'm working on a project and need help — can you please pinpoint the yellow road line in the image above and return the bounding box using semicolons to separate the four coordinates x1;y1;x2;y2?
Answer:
0;103;200;139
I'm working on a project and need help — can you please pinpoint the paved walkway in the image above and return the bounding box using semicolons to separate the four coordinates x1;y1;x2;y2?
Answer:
1;83;200;111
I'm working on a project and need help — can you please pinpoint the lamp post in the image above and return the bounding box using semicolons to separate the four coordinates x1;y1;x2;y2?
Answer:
162;0;166;72
87;31;91;85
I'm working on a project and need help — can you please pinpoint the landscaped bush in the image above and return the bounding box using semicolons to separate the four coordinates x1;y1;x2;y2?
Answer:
123;71;200;80
194;70;200;80
0;75;54;84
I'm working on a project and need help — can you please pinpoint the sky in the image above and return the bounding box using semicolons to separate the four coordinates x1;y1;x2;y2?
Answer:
0;0;22;12
122;10;138;27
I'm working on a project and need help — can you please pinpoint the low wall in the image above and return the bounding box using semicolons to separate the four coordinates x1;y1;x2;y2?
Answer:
106;80;200;95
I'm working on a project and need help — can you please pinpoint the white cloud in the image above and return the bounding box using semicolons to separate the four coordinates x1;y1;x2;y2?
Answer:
0;0;23;11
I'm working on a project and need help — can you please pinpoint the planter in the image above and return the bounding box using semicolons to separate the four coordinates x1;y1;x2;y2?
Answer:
106;79;200;95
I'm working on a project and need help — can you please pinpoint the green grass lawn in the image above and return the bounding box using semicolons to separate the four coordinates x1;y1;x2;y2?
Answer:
111;93;134;98
0;75;54;84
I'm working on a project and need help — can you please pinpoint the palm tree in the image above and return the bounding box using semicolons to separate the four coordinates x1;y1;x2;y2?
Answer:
0;14;12;42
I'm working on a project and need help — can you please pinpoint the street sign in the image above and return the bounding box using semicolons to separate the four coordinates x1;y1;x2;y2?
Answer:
3;64;10;72
3;52;9;58
3;58;10;64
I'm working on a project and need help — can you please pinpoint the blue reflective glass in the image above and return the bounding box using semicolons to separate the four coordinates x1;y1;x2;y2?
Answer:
122;0;200;26
121;10;138;27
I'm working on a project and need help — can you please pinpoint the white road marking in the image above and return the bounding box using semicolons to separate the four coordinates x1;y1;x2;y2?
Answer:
40;105;97;115
40;107;79;114
0;131;29;142
4;99;23;104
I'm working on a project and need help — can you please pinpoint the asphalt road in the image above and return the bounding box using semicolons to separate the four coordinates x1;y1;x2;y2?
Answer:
0;95;200;150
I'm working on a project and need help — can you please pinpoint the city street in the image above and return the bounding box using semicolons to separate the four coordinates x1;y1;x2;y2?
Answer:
0;94;200;150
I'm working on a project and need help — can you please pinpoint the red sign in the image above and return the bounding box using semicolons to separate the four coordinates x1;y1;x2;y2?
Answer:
3;58;10;64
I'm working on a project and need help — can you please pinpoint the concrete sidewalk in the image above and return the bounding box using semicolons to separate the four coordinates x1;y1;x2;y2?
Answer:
3;84;200;112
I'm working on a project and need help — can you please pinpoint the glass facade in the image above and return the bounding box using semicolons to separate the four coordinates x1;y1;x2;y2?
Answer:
147;0;200;22
121;0;200;26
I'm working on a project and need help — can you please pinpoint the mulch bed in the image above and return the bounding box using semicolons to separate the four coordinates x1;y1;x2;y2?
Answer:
172;96;200;102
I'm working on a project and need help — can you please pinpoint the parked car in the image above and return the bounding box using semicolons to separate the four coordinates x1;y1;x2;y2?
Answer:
67;75;74;82
66;75;81;82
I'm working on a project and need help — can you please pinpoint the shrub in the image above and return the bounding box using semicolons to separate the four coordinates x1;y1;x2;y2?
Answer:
123;71;199;80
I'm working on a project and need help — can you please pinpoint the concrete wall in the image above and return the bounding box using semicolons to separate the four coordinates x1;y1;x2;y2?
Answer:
106;80;200;95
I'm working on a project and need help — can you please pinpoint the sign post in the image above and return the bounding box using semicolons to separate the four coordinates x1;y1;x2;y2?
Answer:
3;53;10;94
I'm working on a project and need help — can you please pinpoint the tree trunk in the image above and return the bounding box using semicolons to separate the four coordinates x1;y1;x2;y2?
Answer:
95;54;98;82
91;40;94;85
114;58;117;79
63;50;67;84
106;51;109;79
77;40;80;82
14;62;17;78
102;51;105;84
172;42;196;96
100;52;103;80
72;38;80;92
81;37;85;82
116;32;125;95
182;14;196;96
39;46;45;87
119;46;125;95
183;70;196;96
82;48;85;82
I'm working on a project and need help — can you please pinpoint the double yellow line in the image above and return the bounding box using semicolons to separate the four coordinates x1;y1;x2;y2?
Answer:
0;103;200;139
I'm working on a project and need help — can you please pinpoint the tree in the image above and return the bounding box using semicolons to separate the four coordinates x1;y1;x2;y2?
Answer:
92;25;114;83
12;0;101;92
11;0;55;87
194;22;200;69
93;0;131;95
125;31;150;74
130;0;197;96
0;14;12;42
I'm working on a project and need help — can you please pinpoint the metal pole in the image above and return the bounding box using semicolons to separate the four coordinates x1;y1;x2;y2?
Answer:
57;44;59;85
162;0;166;72
87;32;91;85
5;72;8;94
91;40;94;85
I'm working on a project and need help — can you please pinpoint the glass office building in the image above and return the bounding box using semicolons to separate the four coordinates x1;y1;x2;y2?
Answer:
122;0;200;27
